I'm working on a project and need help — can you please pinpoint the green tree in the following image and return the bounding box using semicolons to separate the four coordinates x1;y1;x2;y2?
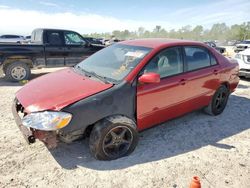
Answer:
192;25;203;41
209;23;229;40
84;21;250;42
238;22;250;40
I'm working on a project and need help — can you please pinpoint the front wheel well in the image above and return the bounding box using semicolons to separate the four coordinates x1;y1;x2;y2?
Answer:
3;57;33;71
220;82;230;90
84;115;137;137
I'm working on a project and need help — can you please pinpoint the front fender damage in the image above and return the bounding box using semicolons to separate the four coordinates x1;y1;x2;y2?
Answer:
33;130;58;149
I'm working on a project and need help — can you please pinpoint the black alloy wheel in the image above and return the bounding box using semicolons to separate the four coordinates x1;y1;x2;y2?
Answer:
89;116;138;160
102;126;133;158
204;85;229;116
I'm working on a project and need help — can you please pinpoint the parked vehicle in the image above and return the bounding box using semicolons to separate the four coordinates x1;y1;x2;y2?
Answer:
24;36;31;43
227;40;239;46
234;40;250;53
12;39;239;160
0;28;104;81
234;48;250;78
0;35;26;44
204;41;226;54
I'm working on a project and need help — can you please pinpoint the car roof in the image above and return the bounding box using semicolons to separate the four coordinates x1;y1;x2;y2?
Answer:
120;38;206;49
0;34;23;37
33;28;78;33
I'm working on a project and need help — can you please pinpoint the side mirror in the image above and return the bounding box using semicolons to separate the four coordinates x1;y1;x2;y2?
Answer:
138;72;160;84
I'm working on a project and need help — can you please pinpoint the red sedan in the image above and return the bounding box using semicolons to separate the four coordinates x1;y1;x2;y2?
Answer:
12;39;239;160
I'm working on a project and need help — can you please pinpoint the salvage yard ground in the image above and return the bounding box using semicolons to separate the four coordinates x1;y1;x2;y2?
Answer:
0;68;250;188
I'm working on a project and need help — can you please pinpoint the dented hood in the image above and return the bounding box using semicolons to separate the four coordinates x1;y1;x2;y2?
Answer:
16;68;113;113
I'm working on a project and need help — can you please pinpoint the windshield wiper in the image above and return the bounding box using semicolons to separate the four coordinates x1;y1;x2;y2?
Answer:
87;71;112;84
75;65;112;84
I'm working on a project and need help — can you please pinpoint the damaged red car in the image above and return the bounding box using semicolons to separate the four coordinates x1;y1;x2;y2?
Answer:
12;39;239;160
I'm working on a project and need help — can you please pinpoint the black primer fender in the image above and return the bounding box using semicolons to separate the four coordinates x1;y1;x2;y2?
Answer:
60;80;137;138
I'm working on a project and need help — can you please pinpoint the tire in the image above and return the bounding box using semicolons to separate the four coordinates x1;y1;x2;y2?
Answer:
239;76;245;79
5;61;31;82
204;85;230;116
89;115;139;160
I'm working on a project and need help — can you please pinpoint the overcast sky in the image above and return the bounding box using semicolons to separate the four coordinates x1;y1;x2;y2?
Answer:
0;0;249;35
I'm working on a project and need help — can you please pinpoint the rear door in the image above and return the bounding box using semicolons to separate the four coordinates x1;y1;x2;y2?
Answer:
44;30;65;67
181;46;221;110
63;31;97;66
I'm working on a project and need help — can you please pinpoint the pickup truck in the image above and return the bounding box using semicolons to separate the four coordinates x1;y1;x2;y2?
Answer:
0;28;104;81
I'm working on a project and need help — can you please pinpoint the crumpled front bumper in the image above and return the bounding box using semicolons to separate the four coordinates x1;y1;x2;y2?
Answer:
12;99;58;148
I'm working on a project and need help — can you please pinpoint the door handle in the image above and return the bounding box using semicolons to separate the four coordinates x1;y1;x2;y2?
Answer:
179;79;187;85
213;69;219;75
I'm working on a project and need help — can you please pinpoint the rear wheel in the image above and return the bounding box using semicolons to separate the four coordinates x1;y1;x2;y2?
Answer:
5;61;31;82
204;85;230;116
89;116;138;160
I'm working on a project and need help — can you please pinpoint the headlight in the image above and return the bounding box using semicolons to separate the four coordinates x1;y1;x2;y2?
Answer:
243;55;250;64
22;111;72;131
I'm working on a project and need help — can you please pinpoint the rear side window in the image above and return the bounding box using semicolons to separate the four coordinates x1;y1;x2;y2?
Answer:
184;47;210;71
47;31;63;45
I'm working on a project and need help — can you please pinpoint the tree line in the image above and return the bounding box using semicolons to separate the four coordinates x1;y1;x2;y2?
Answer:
84;22;250;42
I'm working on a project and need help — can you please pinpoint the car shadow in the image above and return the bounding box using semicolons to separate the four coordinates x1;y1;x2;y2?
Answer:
48;94;250;170
237;83;249;89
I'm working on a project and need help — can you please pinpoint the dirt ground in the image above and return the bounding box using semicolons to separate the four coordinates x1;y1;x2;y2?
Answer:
0;68;249;188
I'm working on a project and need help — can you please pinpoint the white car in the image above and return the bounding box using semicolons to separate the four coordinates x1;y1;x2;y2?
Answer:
234;40;250;53
0;35;26;44
234;48;250;78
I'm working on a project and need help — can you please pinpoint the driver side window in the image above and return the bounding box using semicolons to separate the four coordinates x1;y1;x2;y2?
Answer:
64;31;85;45
142;47;183;78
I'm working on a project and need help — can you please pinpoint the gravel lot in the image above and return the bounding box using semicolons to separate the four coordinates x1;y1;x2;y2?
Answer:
0;68;250;188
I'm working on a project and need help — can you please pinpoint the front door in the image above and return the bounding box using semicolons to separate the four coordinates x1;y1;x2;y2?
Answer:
63;31;103;66
63;31;90;66
137;47;188;130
